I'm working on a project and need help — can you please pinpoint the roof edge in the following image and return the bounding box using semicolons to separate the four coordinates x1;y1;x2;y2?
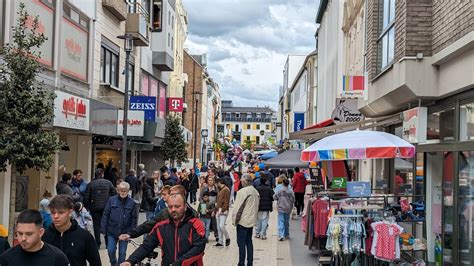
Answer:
316;0;329;24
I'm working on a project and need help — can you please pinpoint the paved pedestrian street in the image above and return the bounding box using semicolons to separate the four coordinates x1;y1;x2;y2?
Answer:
99;200;317;265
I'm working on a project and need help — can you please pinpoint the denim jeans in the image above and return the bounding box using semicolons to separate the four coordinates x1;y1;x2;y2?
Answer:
278;212;290;238
107;235;128;264
217;214;230;244
255;211;269;237
236;225;253;266
201;217;211;240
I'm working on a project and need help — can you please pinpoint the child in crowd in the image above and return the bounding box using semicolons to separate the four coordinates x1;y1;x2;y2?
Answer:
198;191;216;242
39;198;52;229
274;178;295;241
72;202;93;233
154;185;171;216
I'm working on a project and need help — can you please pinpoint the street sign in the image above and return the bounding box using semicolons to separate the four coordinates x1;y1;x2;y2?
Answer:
293;113;304;132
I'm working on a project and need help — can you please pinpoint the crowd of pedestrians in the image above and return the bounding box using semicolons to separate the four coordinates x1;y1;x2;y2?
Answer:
0;158;309;266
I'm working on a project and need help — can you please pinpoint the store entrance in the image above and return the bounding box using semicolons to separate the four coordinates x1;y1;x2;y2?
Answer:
425;150;474;265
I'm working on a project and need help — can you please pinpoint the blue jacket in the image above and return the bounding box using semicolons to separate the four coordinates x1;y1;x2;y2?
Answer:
71;179;88;202
101;195;138;238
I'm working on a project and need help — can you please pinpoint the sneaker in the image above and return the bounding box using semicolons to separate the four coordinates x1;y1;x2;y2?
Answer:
278;237;284;241
255;234;260;239
214;243;224;247
261;235;267;240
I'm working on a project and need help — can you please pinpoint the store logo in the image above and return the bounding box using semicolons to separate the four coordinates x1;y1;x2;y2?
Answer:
130;102;156;110
62;96;87;119
168;98;183;112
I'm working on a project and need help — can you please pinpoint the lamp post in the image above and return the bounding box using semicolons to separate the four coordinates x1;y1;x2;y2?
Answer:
117;34;134;179
192;92;201;171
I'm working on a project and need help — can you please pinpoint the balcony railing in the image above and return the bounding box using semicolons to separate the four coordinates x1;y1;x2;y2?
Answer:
222;117;272;123
102;0;128;21
126;2;149;46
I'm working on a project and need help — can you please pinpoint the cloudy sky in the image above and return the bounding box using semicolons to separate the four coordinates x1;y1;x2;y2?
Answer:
182;0;319;111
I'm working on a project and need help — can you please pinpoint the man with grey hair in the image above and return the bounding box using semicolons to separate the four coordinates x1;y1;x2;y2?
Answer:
232;173;260;266
101;182;138;265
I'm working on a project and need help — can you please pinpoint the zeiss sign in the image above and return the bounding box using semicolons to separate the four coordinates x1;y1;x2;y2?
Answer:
130;96;156;122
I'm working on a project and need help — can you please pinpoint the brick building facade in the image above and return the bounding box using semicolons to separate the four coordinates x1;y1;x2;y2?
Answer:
183;50;204;163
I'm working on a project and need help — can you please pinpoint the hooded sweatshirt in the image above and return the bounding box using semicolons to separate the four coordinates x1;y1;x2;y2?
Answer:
42;219;101;266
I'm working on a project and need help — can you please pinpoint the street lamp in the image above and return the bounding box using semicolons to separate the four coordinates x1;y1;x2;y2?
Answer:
192;92;201;171
117;34;135;179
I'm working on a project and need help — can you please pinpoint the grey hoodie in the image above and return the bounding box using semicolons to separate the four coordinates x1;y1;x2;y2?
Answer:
273;186;295;214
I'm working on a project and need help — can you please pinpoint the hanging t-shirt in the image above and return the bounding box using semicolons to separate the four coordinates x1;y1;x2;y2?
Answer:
312;199;329;237
374;223;402;261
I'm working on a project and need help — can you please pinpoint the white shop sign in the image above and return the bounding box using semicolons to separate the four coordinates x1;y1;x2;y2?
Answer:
117;110;145;137
53;90;90;131
402;107;427;143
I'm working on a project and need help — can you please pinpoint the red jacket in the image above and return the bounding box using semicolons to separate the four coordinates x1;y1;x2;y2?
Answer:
126;208;205;265
291;172;308;193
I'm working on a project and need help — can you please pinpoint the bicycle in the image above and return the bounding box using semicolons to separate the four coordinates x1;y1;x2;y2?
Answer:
128;239;160;266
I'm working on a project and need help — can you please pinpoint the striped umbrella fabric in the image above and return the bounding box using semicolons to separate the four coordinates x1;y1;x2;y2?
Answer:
301;130;415;162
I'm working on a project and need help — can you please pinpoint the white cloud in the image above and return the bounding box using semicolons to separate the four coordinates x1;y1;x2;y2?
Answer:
182;0;319;110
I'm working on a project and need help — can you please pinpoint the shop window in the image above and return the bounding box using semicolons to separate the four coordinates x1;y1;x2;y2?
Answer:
152;0;162;31
100;45;119;87
460;102;474;141
458;151;474;265
427;108;455;142
377;0;396;72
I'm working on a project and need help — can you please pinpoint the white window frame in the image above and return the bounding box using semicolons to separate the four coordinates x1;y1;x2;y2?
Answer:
377;0;396;72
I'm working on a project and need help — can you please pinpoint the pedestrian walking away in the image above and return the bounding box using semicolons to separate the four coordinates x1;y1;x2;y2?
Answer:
42;195;101;266
255;176;274;240
125;169;140;200
84;168;117;248
291;167;308;216
101;182;139;265
232;173;260;266
122;193;206;266
274;178;294;241
215;178;231;247
0;209;70;266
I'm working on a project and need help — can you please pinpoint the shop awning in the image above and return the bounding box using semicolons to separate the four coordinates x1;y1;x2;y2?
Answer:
264;150;308;169
289;113;402;141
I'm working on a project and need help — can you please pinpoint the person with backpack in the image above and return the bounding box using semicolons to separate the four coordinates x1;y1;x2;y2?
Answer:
189;168;199;204
274;178;295;241
84;168;117;248
72;202;93;233
255;176;274;240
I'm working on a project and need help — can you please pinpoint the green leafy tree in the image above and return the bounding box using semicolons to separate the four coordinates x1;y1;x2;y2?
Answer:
242;139;254;151
162;115;188;165
0;3;63;241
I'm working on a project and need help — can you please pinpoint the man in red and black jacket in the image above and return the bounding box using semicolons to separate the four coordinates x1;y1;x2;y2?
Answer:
121;193;206;266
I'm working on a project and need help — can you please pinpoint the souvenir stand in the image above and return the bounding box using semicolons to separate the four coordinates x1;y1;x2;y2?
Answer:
300;130;427;266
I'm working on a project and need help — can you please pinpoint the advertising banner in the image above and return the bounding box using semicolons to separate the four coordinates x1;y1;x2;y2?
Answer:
293;112;305;132
130;96;156;122
53;90;90;131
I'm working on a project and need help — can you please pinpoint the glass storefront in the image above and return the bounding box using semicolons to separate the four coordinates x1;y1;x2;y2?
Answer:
458;151;474;265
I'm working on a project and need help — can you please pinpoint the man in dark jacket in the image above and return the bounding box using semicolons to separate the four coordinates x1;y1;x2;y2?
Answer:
42;195;101;266
189;168;199;204
255;176;274;240
125;169;140;199
122;193;206;266
71;169;88;203
101;182;138;265
56;173;74;197
84;168;117;247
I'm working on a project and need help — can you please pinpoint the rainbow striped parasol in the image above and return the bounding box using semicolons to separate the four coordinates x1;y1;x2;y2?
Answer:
301;130;415;162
